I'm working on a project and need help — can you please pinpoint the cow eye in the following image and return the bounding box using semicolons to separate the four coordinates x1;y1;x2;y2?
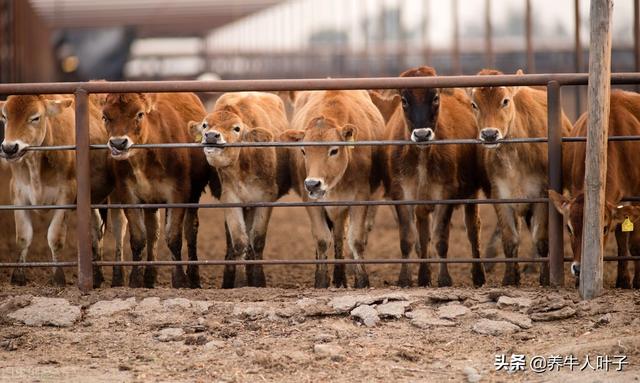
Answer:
201;122;207;129
328;147;339;156
471;101;478;110
30;116;40;123
603;226;609;235
433;94;439;105
501;98;510;108
300;148;306;156
566;224;573;236
401;97;408;109
102;115;109;123
233;125;241;133
136;111;144;119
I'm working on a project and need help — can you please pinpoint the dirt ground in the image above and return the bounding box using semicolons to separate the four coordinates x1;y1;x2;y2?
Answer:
0;169;639;382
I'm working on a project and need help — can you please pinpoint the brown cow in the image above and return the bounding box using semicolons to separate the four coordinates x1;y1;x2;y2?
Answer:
0;94;123;287
383;66;490;287
103;92;220;288
469;69;572;286
281;90;386;288
550;90;640;288
190;92;290;288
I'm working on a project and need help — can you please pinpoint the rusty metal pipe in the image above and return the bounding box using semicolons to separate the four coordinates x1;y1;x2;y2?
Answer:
547;81;565;287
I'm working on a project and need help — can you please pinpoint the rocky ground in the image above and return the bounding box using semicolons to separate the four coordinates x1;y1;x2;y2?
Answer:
0;286;638;383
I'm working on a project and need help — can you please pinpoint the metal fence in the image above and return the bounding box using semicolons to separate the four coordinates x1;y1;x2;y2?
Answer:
1;72;640;292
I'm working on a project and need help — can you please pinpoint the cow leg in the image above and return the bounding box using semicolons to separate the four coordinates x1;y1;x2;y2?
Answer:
530;202;550;286
396;204;416;287
221;221;236;289
464;204;485;287
522;208;539;274
629;230;640;289
224;207;249;288
615;226;631;289
432;204;454;287
144;209;160;288
348;205;370;288
306;206;332;288
415;205;432;287
90;209;106;288
165;208;187;288
248;207;272;287
495;205;520;286
483;225;501;272
11;209;33;286
125;208;146;288
331;208;349;288
47;208;68;286
183;208;201;288
110;208;127;287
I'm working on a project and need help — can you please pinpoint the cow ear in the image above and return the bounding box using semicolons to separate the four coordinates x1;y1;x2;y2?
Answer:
548;190;572;216
279;129;305;142
0;101;5;115
244;127;274;142
340;124;357;142
611;204;640;225
45;98;73;116
189;120;203;135
509;69;525;96
139;93;155;113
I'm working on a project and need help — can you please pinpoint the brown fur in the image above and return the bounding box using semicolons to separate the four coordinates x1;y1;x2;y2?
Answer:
384;66;489;287
471;69;573;286
281;90;386;288
103;92;218;289
551;90;640;288
192;92;291;288
0;95;120;287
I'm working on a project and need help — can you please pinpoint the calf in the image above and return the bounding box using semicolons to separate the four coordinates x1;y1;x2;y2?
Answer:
0;95;120;286
103;92;219;288
281;90;386;288
550;90;640;288
384;66;490;287
469;69;572;286
190;92;290;288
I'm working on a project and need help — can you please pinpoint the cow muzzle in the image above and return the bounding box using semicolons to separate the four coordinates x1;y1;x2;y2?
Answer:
108;136;132;160
203;131;225;155
571;262;580;277
479;128;502;148
0;140;27;161
411;128;434;143
304;177;326;199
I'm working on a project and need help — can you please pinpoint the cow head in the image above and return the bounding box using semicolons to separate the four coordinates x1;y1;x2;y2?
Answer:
281;116;356;199
548;190;640;278
0;96;72;162
189;106;274;169
397;66;441;144
102;93;153;160
468;69;523;148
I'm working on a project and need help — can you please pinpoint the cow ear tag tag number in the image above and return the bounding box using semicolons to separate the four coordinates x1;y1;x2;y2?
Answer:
622;217;634;232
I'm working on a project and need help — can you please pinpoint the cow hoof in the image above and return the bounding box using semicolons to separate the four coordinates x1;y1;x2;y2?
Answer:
144;266;157;289
471;264;486;287
171;269;188;289
502;271;521;286
187;265;201;289
52;268;66;287
354;274;370;289
539;271;550;287
397;267;412;288
111;266;125;287
314;270;330;289
93;266;104;289
616;275;632;289
251;267;266;288
222;267;236;289
333;266;347;288
11;269;27;286
129;267;144;288
417;264;431;287
437;274;453;288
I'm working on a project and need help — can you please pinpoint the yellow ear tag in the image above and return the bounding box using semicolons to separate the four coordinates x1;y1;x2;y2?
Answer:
195;133;202;143
347;136;355;150
622;217;634;232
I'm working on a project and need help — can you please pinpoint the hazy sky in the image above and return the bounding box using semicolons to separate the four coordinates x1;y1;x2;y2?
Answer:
206;0;636;51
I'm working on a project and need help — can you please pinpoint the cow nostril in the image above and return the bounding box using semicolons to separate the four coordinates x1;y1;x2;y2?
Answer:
204;132;220;144
304;179;322;190
1;142;18;155
571;263;580;276
109;138;128;150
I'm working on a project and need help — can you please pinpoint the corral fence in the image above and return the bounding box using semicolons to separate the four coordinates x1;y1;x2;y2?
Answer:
1;73;640;292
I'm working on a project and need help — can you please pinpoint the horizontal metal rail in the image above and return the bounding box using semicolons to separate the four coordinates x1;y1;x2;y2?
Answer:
1;73;640;95
15;135;640;153
0;256;635;268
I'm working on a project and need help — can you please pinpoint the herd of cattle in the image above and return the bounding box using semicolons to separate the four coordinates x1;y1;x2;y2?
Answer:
1;66;640;290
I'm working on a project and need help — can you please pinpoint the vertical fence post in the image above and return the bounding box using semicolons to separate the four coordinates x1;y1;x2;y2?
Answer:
574;0;583;117
634;0;639;92
75;89;92;292
547;81;564;287
485;0;494;68
525;0;535;73
581;0;613;300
